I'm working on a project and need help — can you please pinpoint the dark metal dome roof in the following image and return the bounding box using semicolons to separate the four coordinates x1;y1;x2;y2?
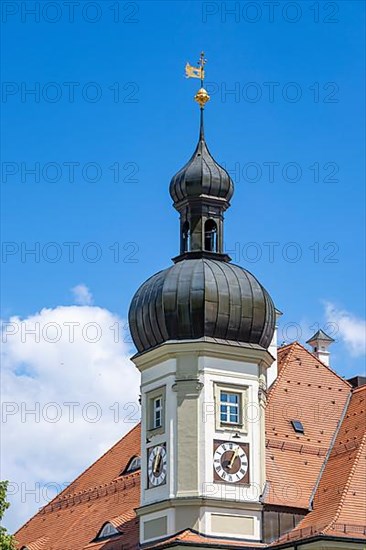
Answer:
128;258;275;355
169;119;234;205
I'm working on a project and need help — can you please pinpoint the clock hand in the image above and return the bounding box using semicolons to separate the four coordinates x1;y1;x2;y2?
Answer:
153;449;162;475
228;447;239;470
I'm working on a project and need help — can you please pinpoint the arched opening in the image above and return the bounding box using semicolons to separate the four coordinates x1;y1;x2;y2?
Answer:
204;219;217;252
182;221;190;253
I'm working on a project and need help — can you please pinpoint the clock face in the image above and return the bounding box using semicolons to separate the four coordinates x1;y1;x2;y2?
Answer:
213;441;249;484
147;444;167;487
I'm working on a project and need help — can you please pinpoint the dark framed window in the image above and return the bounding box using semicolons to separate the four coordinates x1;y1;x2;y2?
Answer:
204;219;217;252
153;396;163;429
291;419;304;434
182;221;190;252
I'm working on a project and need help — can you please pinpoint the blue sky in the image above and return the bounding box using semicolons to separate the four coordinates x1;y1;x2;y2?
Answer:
1;0;365;532
2;1;365;374
2;1;365;368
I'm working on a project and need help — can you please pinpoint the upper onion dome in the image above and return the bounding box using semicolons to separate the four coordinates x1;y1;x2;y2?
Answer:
169;112;234;205
170;134;233;204
128;258;275;355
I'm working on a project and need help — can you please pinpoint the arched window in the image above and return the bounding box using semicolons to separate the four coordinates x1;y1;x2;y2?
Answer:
182;221;190;253
204;219;217;252
96;522;119;539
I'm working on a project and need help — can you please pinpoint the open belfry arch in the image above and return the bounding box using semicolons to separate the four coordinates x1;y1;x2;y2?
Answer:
14;55;366;550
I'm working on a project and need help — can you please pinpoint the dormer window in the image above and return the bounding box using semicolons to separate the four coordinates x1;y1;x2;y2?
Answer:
124;455;141;474
96;522;119;540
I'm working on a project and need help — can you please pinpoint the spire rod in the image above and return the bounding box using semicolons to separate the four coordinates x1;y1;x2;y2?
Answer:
198;51;206;88
199;106;204;140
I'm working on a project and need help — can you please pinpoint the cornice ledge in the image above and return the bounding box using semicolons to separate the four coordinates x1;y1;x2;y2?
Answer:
132;339;274;372
136;497;262;516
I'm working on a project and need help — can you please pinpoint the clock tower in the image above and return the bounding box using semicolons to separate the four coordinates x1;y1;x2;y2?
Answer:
129;55;276;545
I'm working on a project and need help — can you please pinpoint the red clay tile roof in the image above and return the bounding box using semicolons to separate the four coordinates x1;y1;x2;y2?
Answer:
19;536;50;550
273;384;366;545
14;344;366;549
143;529;267;549
265;342;351;509
15;424;141;550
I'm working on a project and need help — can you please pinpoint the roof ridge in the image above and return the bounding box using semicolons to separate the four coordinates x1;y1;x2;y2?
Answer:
352;384;366;394
308;389;352;509
180;529;195;540
269;341;351;400
277;342;297;353
325;429;366;532
295;342;352;388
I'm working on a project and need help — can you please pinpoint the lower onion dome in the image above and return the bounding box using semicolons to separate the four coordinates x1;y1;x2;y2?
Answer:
128;258;275;355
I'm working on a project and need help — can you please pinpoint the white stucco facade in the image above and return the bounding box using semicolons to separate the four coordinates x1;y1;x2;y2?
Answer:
133;340;275;543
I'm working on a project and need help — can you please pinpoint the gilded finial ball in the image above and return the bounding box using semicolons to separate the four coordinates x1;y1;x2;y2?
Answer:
194;87;210;108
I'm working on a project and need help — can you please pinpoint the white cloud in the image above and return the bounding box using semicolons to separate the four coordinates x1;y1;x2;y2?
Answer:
71;284;93;306
324;302;366;357
1;303;140;533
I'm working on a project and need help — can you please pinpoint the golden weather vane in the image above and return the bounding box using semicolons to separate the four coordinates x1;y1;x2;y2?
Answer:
185;51;210;109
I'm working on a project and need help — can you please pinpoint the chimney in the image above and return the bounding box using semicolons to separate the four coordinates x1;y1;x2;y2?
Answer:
306;329;334;367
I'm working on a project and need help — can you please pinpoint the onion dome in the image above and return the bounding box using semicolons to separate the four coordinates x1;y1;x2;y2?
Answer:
129;258;275;354
128;60;276;357
169;111;234;205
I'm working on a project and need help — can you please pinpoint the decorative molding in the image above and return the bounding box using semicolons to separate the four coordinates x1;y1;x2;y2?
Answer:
136;496;263;517
133;340;274;372
172;379;204;397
